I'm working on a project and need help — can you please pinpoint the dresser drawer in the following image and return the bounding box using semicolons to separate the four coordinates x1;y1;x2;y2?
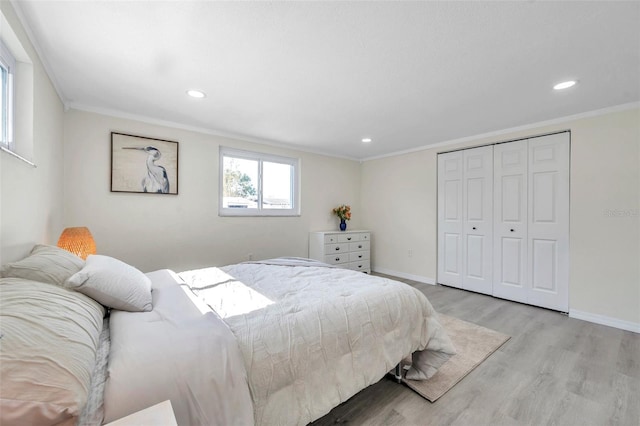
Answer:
324;234;339;244
337;234;358;243
337;232;370;243
348;260;371;272
349;251;369;261
326;243;349;254
349;241;370;252
325;254;349;265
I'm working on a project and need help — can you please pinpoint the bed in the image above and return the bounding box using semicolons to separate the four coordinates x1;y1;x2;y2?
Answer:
0;247;455;426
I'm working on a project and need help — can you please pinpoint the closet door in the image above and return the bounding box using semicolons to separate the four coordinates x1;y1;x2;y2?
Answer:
527;133;570;311
462;146;493;294
437;151;463;288
493;140;528;303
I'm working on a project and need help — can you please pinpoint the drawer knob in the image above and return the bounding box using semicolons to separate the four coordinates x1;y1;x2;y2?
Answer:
510;229;515;232
335;247;340;251
358;255;362;258
472;227;477;230
347;237;352;241
358;245;362;249
358;265;362;268
335;257;340;261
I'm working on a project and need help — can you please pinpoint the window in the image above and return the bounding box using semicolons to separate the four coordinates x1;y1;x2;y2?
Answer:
219;147;300;216
0;38;15;150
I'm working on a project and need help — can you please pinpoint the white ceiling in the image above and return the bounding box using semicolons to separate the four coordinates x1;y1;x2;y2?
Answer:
12;0;640;160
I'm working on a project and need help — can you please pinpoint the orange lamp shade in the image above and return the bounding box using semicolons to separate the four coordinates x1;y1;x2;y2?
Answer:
57;227;96;260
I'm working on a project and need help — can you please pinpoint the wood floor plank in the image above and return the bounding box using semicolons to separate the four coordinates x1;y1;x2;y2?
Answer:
545;391;609;426
608;371;640;426
617;331;640;379
310;274;640;426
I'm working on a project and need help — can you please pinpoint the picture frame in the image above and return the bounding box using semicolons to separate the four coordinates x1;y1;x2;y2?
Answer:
111;132;179;195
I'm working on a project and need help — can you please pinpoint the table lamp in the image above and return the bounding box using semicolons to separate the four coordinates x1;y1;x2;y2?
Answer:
57;227;96;260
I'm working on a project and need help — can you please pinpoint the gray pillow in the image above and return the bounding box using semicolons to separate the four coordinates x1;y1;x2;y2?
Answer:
0;244;84;286
66;255;152;312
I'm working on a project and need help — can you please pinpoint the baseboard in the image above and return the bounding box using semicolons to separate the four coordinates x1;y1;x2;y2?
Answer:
372;267;435;285
372;269;638;333
569;309;640;333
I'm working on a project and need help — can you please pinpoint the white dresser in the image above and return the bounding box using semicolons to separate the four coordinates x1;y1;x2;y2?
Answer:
309;230;371;273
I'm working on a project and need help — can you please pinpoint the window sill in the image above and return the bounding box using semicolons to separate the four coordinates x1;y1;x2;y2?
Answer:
1;145;36;167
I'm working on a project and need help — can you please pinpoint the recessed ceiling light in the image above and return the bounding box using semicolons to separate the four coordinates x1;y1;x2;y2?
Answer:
553;80;577;90
187;90;206;98
362;138;372;143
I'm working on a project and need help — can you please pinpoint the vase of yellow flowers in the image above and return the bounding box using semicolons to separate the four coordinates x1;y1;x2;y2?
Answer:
332;204;351;231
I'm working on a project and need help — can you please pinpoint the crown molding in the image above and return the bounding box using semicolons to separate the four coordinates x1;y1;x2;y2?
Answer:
361;101;640;162
66;102;360;162
9;0;68;106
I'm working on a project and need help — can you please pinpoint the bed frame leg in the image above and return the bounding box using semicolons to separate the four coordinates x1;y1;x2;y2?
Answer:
394;363;402;383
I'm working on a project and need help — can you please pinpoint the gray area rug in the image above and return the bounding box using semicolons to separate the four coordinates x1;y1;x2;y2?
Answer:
402;314;510;402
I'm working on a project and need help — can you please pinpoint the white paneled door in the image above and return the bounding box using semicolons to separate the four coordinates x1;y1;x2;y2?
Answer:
438;132;570;312
526;133;570;311
437;146;493;293
493;140;528;303
462;146;493;295
437;151;463;288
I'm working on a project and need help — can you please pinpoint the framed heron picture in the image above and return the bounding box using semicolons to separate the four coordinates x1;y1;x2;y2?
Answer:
111;132;179;195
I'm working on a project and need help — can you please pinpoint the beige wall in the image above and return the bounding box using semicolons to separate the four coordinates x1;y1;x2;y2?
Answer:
63;109;362;272
361;151;438;280
0;2;64;264
362;107;640;325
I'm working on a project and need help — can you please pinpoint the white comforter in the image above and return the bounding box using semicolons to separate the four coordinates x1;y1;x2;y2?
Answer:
180;260;455;426
103;270;254;426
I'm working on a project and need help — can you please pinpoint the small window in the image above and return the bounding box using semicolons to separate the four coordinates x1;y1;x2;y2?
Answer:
0;39;15;150
219;147;300;216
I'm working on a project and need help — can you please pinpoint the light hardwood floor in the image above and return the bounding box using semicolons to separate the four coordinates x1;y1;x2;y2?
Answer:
312;274;640;426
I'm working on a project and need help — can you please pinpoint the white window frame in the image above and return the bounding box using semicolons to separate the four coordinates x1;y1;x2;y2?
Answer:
219;146;301;217
0;38;15;151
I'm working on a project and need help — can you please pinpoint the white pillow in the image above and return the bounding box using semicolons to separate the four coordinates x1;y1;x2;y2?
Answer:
0;244;84;286
66;255;152;312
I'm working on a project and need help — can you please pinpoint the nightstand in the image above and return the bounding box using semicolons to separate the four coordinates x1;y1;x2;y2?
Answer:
105;400;177;426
